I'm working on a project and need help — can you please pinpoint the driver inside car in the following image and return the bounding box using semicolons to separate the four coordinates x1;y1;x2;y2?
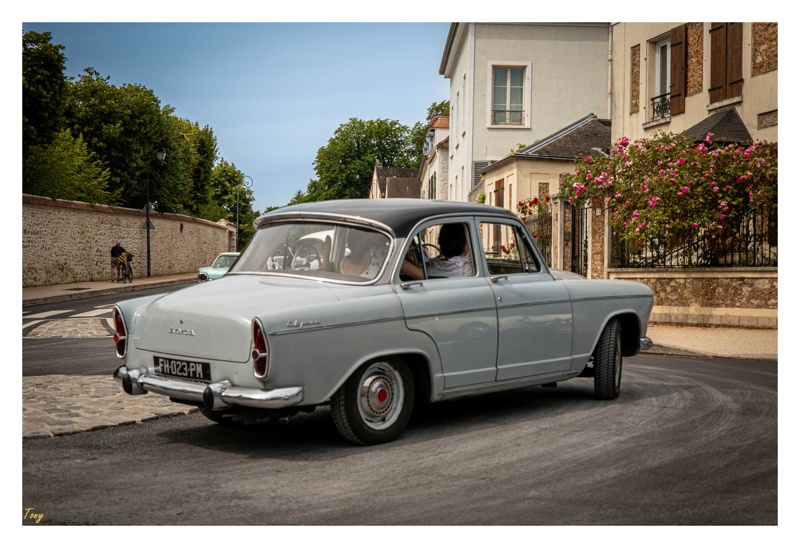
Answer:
401;223;474;279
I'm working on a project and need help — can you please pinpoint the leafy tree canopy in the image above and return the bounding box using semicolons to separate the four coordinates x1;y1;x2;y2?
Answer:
23;129;116;204
293;101;449;204
23;30;68;156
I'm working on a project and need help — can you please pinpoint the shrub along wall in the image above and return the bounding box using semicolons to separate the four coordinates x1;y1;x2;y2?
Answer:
23;194;234;287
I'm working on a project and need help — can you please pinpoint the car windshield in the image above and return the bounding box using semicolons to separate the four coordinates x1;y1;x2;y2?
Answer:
212;255;237;269
230;221;391;283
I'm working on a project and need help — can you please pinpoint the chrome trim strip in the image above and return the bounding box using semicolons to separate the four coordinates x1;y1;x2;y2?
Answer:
438;370;575;400
269;316;405;336
570;294;652;303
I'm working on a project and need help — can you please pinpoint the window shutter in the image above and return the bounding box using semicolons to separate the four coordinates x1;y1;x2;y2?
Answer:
670;24;687;115
726;23;743;99
709;23;743;103
709;23;727;103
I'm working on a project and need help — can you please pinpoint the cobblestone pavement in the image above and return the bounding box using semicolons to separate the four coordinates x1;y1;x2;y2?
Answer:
23;374;197;439
23;316;197;439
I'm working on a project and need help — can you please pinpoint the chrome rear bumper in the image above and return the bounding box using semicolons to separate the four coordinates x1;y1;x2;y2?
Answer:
640;336;653;352
113;365;303;411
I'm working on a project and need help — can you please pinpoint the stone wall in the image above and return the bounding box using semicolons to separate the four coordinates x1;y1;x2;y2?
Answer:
23;194;235;287
609;267;778;328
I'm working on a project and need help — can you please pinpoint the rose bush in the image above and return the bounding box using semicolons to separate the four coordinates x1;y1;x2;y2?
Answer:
558;131;778;251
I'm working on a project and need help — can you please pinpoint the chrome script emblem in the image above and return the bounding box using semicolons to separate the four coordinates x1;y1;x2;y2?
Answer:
168;327;196;336
286;319;321;328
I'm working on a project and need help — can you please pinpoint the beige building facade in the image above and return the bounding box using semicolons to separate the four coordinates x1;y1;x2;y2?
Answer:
611;22;777;144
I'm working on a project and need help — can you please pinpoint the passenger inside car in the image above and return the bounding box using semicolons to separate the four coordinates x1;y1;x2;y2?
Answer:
341;228;388;278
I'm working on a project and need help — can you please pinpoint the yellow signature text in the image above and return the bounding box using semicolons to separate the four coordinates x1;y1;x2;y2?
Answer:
23;507;44;524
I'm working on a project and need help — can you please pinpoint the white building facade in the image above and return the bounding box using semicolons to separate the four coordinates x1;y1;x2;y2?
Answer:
438;22;612;203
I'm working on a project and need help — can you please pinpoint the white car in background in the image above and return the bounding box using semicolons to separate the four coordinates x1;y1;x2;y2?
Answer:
197;252;240;282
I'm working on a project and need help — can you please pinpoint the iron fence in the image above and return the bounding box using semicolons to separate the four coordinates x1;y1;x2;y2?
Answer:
524;210;552;267
610;207;777;268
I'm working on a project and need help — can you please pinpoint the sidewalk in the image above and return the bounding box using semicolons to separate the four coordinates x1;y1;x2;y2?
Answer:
22;272;197;306
22;274;778;439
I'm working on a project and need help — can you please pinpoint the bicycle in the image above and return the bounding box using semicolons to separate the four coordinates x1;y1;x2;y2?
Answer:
118;253;134;283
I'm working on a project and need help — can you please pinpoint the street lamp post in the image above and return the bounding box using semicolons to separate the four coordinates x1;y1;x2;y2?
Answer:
236;175;254;252
146;149;167;277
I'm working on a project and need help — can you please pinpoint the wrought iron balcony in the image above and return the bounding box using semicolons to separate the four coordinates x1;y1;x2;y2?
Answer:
650;93;670;121
492;109;524;125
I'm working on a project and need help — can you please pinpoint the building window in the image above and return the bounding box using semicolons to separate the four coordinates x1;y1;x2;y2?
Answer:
488;62;531;127
428;173;437;200
656;39;670;99
650;37;671;120
493;67;524;124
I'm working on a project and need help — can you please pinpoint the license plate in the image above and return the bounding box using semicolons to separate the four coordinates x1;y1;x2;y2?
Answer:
153;356;211;381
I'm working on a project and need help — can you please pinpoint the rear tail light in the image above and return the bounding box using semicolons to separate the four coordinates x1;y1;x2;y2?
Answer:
252;318;270;379
113;306;128;358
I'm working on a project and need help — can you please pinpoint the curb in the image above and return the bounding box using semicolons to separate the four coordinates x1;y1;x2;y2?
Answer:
22;278;195;306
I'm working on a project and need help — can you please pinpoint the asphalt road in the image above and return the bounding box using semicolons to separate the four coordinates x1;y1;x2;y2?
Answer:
22;354;777;526
22;285;192;377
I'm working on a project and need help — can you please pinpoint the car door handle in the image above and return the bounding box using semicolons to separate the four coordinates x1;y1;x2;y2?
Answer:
400;281;424;290
490;275;508;283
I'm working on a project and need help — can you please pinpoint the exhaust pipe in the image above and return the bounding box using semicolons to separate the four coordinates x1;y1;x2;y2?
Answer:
203;380;233;410
113;365;148;395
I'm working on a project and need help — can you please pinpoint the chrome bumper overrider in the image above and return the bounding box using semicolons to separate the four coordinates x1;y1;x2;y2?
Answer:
640;336;653;352
113;365;303;411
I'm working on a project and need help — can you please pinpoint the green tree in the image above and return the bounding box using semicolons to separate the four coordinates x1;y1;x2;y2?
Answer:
183;122;218;216
299;117;417;202
210;160;258;250
65;68;166;209
23;30;68;157
23;129;116;204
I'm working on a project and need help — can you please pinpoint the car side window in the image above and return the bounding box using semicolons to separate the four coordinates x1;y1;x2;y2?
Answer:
401;222;475;280
478;221;540;275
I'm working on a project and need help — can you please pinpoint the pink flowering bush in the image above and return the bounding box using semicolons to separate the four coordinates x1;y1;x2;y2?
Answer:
559;131;778;252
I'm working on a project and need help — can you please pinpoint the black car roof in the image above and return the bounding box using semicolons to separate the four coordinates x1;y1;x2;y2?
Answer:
256;199;518;237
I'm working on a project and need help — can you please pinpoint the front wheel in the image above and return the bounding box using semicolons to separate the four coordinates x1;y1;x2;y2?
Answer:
593;319;622;400
331;358;415;445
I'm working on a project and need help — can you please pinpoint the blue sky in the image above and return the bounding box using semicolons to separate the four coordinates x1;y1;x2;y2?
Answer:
20;21;452;212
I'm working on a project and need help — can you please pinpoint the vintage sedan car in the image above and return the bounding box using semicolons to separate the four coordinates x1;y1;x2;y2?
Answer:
113;199;653;445
197;252;240;282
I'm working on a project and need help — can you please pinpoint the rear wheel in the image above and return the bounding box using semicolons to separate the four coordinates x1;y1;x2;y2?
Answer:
331;358;414;445
594;319;622;400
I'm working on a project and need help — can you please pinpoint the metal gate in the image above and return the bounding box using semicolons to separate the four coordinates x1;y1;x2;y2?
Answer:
571;205;589;276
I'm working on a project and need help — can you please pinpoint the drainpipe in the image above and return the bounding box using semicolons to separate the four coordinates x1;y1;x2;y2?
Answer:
607;24;613;120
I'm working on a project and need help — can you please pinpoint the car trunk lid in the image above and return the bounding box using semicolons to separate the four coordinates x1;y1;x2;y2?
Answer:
132;275;340;362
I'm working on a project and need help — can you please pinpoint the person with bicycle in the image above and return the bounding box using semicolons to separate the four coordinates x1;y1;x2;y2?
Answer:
111;241;126;282
118;251;134;283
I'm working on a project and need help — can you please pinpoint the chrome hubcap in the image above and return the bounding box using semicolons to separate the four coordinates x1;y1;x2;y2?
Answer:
358;364;403;430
